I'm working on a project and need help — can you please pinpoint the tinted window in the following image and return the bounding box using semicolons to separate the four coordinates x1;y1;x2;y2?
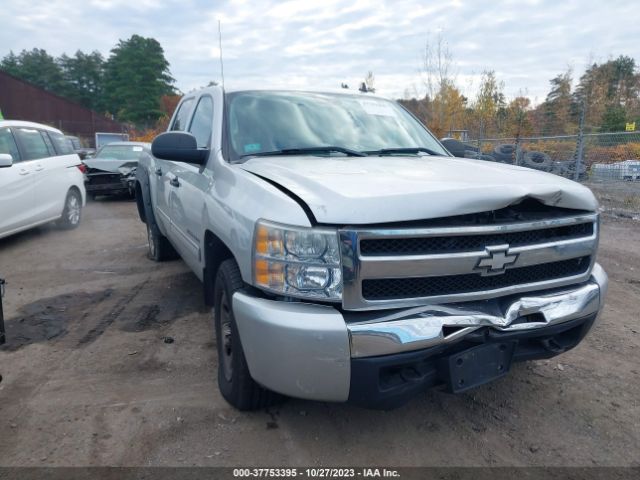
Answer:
188;96;214;148
49;131;75;155
67;136;82;149
0;128;21;161
14;128;50;160
171;98;194;131
40;131;56;156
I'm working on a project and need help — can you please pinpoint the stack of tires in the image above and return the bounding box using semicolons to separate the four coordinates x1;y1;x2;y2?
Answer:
440;139;583;178
493;144;516;163
551;160;587;179
522;151;553;171
441;138;496;162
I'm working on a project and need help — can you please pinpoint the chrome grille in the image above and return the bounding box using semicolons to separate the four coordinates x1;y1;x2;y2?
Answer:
339;213;598;310
360;222;593;256
362;256;591;300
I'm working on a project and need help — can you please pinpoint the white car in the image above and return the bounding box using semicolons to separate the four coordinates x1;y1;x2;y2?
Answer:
0;120;86;239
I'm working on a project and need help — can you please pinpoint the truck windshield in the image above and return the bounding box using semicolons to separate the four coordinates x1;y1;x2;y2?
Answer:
95;145;144;160
225;91;448;160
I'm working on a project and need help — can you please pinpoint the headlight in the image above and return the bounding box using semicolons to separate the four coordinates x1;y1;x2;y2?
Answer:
253;220;342;301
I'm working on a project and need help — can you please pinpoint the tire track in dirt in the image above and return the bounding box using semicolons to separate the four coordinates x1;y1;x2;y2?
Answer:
77;279;149;345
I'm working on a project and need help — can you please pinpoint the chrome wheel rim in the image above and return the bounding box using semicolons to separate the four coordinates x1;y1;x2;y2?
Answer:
147;225;156;258
219;291;233;382
67;194;80;225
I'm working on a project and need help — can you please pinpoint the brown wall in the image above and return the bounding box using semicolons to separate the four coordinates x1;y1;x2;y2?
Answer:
0;70;125;147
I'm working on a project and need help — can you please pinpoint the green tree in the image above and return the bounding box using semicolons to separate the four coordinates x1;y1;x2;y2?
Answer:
103;35;175;126
59;50;105;111
1;48;66;93
0;51;20;73
541;70;576;135
574;56;639;131
601;105;627;132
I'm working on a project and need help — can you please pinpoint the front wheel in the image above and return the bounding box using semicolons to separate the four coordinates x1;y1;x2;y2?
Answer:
213;259;282;410
57;189;82;229
146;222;177;261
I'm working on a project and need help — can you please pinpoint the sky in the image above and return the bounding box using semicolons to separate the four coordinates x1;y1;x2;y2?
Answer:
1;0;637;104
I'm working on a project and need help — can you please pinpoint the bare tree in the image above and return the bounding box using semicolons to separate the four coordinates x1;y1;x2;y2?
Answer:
422;33;455;102
420;33;465;136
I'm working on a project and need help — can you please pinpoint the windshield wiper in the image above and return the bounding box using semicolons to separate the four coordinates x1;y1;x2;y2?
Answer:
364;147;441;156
241;146;367;158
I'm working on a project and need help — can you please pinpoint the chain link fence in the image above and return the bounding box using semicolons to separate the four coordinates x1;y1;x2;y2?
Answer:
462;131;640;183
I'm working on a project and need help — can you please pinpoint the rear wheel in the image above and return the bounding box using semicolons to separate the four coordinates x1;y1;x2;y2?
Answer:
213;259;282;410
57;189;82;229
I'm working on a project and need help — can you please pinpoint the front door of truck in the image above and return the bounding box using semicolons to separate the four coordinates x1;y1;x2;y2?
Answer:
169;94;214;270
154;97;195;235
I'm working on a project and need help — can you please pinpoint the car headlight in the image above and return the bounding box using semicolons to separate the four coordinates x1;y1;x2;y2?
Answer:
253;220;342;301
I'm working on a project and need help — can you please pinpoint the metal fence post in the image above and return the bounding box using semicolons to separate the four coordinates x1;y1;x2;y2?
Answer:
574;104;586;181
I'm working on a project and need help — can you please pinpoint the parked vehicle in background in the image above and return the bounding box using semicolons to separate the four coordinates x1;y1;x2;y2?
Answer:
83;142;150;199
136;86;607;411
66;135;96;160
95;132;129;150
0;120;86;239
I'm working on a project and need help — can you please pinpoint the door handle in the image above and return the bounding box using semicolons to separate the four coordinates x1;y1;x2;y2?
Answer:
155;168;162;176
34;164;44;171
169;177;180;187
19;169;30;175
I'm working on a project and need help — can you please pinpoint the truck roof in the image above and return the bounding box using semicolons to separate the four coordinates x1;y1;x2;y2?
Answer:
187;85;391;100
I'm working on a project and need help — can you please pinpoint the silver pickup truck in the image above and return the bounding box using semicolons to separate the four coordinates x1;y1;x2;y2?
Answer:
135;86;608;410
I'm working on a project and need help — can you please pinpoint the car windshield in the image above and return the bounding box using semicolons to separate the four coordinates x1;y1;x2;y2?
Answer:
95;145;144;160
225;90;448;160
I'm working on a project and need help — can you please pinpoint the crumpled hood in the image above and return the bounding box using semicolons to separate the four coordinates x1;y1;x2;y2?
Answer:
239;155;598;224
83;159;138;176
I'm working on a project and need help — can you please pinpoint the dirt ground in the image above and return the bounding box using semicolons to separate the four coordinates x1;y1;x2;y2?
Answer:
0;195;639;467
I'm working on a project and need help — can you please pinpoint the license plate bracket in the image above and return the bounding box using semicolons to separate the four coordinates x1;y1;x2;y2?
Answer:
444;341;517;393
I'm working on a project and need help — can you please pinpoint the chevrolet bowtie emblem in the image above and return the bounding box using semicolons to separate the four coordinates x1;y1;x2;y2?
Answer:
475;245;519;276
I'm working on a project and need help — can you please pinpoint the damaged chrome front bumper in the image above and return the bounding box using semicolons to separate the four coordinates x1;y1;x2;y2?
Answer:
232;263;607;402
348;263;607;358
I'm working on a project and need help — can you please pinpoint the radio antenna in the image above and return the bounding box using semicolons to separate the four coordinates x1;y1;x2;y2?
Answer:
218;19;225;89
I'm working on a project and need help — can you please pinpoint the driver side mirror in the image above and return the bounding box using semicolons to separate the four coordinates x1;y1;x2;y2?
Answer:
151;131;208;165
0;154;13;168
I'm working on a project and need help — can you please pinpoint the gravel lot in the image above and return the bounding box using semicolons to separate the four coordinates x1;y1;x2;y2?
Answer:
0;196;639;467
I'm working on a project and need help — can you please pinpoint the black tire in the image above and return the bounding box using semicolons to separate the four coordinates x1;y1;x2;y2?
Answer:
494;144;516;156
493;144;516;163
213;259;282;411
57;189;82;229
523;151;552;170
146;220;178;261
480;154;497;162
441;138;478;158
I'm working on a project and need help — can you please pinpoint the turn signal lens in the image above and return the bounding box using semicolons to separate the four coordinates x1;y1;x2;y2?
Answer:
255;259;284;289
